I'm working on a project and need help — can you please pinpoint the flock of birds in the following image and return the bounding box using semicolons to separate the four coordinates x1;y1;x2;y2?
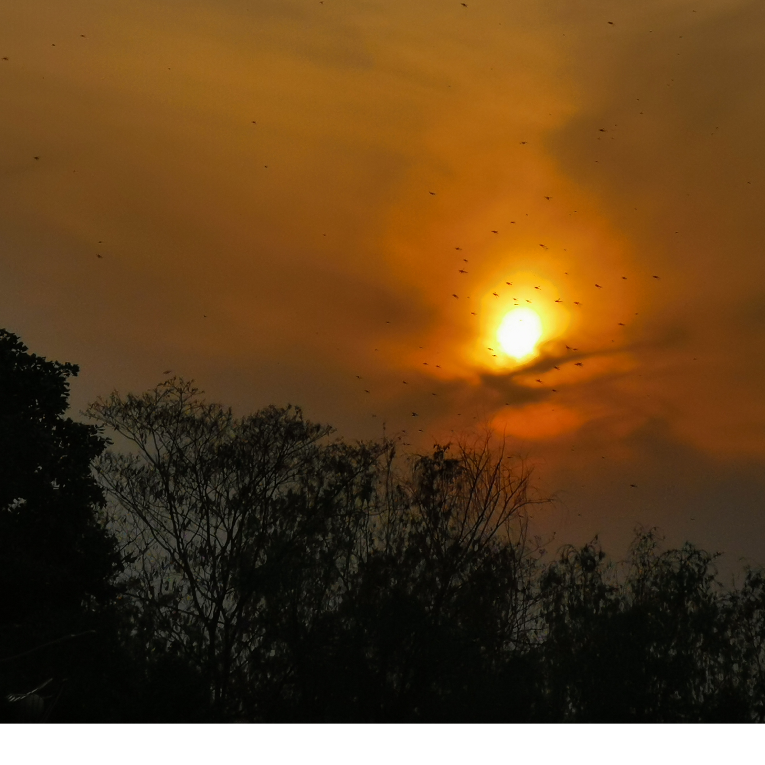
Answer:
4;9;720;518
346;185;665;498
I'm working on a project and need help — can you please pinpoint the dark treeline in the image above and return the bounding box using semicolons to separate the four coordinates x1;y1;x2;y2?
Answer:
2;328;765;723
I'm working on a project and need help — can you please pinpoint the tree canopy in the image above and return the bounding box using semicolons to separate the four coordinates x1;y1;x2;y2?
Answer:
4;328;765;722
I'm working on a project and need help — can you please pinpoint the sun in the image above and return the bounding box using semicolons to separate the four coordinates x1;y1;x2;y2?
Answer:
497;307;543;360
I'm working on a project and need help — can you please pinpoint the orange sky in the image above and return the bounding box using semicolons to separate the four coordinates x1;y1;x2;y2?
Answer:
3;0;765;564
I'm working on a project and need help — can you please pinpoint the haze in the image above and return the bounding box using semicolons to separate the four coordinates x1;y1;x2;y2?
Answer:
2;0;765;565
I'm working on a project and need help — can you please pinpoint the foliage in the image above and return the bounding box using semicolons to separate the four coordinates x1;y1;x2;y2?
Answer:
0;329;127;721
6;344;765;722
87;380;547;721
536;528;765;722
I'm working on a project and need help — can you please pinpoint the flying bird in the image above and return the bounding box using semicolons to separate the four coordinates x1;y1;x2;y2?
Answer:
163;370;172;375
630;484;637;488
536;379;543;383
573;301;581;306
595;284;602;288
458;269;468;274
412;412;419;417
455;247;462;250
492;292;499;297
535;286;541;290
429;191;436;195
544;196;551;201
653;275;660;279
554;366;560;370
618;322;625;326
452;294;459;298
565;345;572;350
554;298;562;303
491;230;498;233
574;362;583;367
506;282;512;285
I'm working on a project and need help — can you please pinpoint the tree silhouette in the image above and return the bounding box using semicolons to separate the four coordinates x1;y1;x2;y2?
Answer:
87;378;389;720
87;380;551;721
0;329;125;721
536;528;765;722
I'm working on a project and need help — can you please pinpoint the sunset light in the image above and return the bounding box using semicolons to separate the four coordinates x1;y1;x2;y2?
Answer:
497;308;543;360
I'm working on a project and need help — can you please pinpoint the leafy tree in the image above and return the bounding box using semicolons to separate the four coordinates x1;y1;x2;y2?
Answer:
536;528;765;722
0;329;125;721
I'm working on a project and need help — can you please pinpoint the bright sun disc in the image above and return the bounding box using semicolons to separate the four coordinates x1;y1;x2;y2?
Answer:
497;308;543;359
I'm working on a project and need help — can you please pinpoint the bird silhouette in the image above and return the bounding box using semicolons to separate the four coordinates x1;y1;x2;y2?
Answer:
618;322;625;326
412;412;419;416
544;196;551;201
452;294;459;298
630;484;637;488
506;282;512;285
554;298;562;303
574;362;583;367
458;269;468;274
653;275;660;279
554;365;560;370
492;292;499;297
491;230;498;233
595;284;602;288
163;370;172;375
429;191;436;195
536;379;543;383
535;286;541;290
455;247;462;250
573;301;581;306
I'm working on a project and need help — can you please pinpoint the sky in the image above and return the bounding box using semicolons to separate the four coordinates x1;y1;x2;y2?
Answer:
3;0;765;567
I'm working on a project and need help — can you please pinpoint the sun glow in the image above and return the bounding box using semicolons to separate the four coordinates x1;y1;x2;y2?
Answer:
497;308;543;360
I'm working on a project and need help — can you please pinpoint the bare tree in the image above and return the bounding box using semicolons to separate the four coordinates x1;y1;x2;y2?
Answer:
86;378;385;718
